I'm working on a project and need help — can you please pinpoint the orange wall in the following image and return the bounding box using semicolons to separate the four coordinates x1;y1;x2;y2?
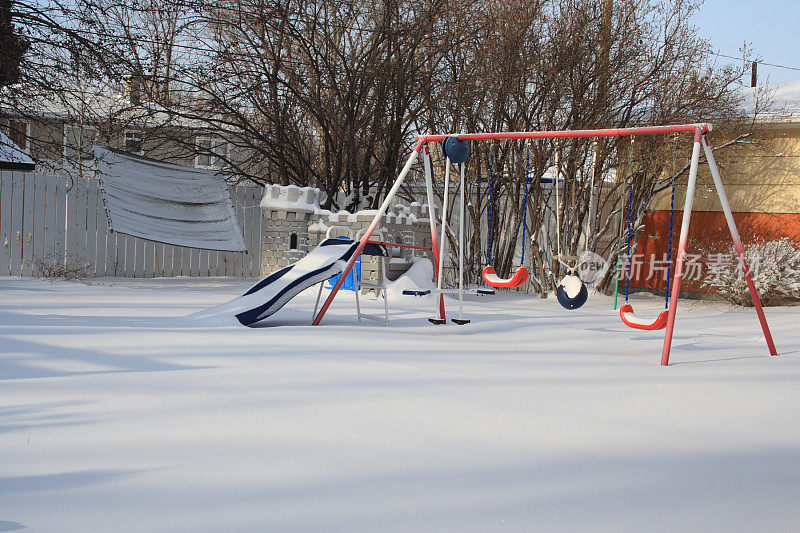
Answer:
625;211;800;293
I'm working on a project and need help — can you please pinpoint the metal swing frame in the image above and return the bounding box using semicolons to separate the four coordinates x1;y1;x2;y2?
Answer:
310;123;778;366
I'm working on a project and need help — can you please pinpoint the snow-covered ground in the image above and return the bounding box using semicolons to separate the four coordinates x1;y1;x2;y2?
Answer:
1;276;799;532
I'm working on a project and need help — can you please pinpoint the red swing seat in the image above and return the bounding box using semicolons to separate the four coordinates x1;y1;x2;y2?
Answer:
619;304;669;331
482;266;529;288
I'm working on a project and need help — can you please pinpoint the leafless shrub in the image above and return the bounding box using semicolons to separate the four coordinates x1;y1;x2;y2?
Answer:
702;239;800;307
32;253;95;283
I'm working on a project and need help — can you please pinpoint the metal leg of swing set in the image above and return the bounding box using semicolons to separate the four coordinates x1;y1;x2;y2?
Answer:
659;131;777;366
423;147;447;323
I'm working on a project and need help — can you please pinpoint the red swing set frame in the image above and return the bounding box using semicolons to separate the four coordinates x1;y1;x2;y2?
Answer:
311;123;778;366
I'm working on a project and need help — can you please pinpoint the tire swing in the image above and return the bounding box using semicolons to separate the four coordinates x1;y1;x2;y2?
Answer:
553;142;588;310
481;148;530;288
618;148;676;331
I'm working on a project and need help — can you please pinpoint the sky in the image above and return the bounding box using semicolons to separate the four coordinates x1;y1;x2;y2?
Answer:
692;0;800;86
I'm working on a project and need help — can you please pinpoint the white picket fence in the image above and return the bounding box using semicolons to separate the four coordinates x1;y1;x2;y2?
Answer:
0;171;263;278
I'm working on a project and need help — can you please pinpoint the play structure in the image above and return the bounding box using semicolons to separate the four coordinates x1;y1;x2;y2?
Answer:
201;225;433;327
481;153;530;289
551;141;593;310
199;236;361;327
309;123;778;366
315;227;392;325
617;142;674;330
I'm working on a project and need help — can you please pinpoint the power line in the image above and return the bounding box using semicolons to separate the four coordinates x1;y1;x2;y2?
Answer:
711;51;800;73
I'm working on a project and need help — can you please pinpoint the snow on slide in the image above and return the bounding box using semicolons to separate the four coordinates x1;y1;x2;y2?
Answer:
192;238;358;326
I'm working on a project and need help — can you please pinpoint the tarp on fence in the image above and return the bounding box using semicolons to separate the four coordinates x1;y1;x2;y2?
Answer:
94;145;248;252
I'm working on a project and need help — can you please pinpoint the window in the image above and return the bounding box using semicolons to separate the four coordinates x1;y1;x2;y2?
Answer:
63;124;98;161
289;233;298;250
124;130;143;154
195;136;228;168
8;120;30;152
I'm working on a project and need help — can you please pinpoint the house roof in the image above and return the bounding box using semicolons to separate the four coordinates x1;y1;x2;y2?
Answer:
738;78;800;123
0;130;35;170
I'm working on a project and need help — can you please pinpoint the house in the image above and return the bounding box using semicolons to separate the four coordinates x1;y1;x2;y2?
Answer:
0;78;247;178
630;79;800;294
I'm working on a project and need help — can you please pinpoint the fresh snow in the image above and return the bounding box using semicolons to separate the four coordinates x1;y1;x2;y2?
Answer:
307;220;329;233
260;184;323;214
739;78;800;119
385;257;437;305
1;275;799;532
0;131;35;167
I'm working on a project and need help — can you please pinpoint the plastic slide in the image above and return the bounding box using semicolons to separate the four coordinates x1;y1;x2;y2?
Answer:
194;238;364;326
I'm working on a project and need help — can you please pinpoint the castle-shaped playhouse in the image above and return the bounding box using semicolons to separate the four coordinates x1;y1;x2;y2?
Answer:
259;184;436;289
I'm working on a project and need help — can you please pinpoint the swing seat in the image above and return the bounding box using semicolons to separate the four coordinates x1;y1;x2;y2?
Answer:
556;274;588;310
619;304;669;331
482;266;529;288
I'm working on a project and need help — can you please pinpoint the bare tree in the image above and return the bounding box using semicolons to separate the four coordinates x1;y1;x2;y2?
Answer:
0;0;29;88
415;0;748;294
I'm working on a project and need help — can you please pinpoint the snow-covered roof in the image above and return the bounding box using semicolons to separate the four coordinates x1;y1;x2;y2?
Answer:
0;130;35;170
738;78;800;123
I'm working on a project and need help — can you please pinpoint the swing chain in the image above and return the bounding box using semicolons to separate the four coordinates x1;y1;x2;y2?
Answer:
624;136;635;303
665;134;678;308
521;139;530;268
487;152;494;265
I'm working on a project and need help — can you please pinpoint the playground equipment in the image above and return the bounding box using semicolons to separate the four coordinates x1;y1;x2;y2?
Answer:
618;140;676;330
311;123;778;366
551;142;590;310
431;136;476;324
200;223;433;327
197;237;362;327
324;226;362;293
315;226;391;324
481;153;530;288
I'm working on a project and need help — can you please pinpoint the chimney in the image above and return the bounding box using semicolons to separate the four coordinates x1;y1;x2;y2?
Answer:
124;76;141;105
751;61;758;88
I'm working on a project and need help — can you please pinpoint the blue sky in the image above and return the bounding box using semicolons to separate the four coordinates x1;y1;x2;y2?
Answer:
692;0;800;85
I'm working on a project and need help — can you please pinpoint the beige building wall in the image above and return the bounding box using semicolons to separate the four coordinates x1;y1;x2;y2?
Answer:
652;124;800;214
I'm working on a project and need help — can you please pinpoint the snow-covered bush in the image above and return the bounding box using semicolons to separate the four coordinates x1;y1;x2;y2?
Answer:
702;238;800;306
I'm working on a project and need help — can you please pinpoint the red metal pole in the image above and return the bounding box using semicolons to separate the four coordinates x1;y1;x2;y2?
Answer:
661;128;704;366
422;146;446;321
701;136;777;356
417;123;712;144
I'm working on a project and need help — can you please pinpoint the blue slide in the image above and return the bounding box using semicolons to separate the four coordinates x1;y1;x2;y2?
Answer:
193;238;384;326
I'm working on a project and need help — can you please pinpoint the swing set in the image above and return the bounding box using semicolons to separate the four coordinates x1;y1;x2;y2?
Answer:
311;123;778;366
